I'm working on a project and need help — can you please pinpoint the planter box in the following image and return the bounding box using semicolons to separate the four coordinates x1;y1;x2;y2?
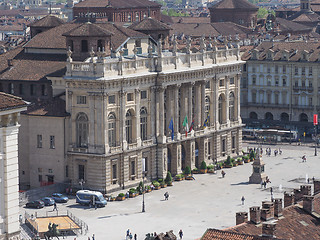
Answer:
154;186;161;190
146;189;152;193
207;169;215;174
116;196;125;201
238;161;244;165
200;169;207;174
161;184;167;188
244;159;250;163
186;176;194;180
129;193;136;198
175;177;183;181
167;182;173;186
224;164;233;168
233;163;238;167
192;170;199;174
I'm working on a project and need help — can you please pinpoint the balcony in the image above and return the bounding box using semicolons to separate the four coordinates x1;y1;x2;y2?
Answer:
127;142;138;150
142;139;153;146
293;86;313;92
109;145;122;153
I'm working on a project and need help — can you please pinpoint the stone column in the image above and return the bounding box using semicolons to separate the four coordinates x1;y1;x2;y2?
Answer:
171;143;182;175
214;77;219;129
104;93;109;153
157;87;166;143
150;87;156;142
88;94;95;152
120;90;127;149
195;82;202;128
185;140;196;169
236;74;241;122
173;85;180;140
201;81;206;125
135;89;141;146
67;90;73;147
188;83;193;127
181;84;188;134
225;76;230;125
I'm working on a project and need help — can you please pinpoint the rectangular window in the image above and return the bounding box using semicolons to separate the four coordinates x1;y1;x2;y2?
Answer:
127;93;133;101
131;160;135;176
219;79;224;87
309;67;313;76
229;77;235;85
205;81;210;89
108;95;116;104
77;96;87;104
294;66;298;75
41;84;46;96
302;67;305;75
282;78;286;86
309;81;312;87
19;84;24;95
65;165;69;178
275;77;279;86
295;81;298;87
252;76;256;85
267;66;271;74
275;94;279;105
222;139;226;154
112;164;117;180
78;164;85;180
232;136;235;149
275;65;278;74
48;169;53;173
30;84;35;96
309;97;313;106
37;134;42;148
252;92;256;103
140;90;147;99
243;64;247;72
283;65;286;74
294;97;298;105
50;136;55;149
302;81;305;87
252;67;256;73
38;175;42;182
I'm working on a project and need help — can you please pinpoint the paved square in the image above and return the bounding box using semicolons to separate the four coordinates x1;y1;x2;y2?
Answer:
21;143;320;240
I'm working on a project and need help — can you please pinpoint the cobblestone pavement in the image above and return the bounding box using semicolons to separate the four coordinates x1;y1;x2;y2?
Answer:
21;143;320;240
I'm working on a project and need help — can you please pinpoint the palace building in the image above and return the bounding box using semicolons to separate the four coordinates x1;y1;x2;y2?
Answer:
64;38;244;192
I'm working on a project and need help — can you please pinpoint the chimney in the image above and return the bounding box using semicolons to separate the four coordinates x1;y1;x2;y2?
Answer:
274;198;283;217
250;206;261;224
300;185;312;196
284;192;294;207
236;212;248;225
314;180;320;195
293;188;303;203
262;223;276;238
261;201;274;221
303;196;314;213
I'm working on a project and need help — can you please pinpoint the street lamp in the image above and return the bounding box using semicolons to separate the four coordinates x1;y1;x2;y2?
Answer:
142;171;147;213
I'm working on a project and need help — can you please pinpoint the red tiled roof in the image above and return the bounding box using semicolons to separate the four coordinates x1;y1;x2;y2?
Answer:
62;22;113;37
0;92;27;111
129;17;172;31
23;97;68;117
29;15;65;28
74;0;161;9
209;0;258;10
201;228;277;240
170;16;210;24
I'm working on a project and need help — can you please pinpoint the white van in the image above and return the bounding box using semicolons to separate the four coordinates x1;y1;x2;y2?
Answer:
76;190;107;207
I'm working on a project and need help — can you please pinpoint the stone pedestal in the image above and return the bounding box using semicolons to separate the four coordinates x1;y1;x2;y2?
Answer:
249;152;266;184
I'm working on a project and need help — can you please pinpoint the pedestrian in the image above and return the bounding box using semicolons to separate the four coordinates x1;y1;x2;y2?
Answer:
241;196;245;205
179;229;183;239
92;234;95;240
270;187;273;193
126;229;130;240
53;202;57;211
95;202;97;210
279;148;282;155
302;155;307;162
221;170;226;178
164;192;169;200
260;180;264;188
134;233;137;240
264;181;267;188
88;237;90;240
129;232;133;240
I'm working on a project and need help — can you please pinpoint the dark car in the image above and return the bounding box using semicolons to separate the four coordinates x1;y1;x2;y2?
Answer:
41;197;55;206
26;200;44;209
52;193;68;203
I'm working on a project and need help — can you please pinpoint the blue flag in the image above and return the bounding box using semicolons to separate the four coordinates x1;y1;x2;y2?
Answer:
203;115;209;129
169;118;174;140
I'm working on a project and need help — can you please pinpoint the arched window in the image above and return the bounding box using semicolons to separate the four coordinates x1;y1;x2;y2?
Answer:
249;112;258;119
140;107;147;141
81;40;88;52
97;39;104;51
205;96;210;124
108;113;116;147
218;94;225;124
280;112;289;122
299;113;308;122
135;12;139;22
265;112;274;120
229;92;235;121
76;113;88;147
126;110;133;143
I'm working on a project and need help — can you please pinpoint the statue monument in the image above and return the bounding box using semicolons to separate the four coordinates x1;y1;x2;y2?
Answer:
249;149;267;184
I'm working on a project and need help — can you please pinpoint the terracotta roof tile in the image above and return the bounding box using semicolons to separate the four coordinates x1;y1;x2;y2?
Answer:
209;0;258;10
170;16;210;24
28;15;65;28
62;22;113;37
0;92;27;111
23;96;68;117
74;0;161;9
201;228;276;240
129;17;172;31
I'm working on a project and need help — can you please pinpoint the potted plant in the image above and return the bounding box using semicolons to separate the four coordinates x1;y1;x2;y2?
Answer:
249;151;255;162
200;161;207;173
192;167;199;174
224;156;233;168
207;165;215;173
175;174;183;181
237;157;244;165
165;172;173;186
152;180;161;190
231;158;237;167
160;179;167;188
184;166;191;176
243;155;250;163
137;181;144;195
116;193;125;201
145;185;151;193
129;188;136;198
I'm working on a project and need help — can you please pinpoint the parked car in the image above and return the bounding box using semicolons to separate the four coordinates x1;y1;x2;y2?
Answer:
41;197;55;206
51;193;68;203
26;200;44;209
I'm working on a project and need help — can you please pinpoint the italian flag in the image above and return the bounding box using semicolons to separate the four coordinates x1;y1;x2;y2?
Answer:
182;115;188;137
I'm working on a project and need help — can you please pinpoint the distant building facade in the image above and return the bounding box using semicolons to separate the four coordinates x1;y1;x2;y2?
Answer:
241;41;320;136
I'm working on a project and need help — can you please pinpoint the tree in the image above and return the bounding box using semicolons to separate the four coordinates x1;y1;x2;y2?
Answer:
257;7;268;18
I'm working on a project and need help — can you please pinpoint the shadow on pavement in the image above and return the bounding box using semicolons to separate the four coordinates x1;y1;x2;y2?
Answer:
230;181;249;185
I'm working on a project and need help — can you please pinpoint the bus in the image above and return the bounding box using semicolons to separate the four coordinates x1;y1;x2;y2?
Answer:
76;190;107;207
243;128;298;142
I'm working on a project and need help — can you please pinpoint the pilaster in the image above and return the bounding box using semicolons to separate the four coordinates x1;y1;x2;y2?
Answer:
135;89;141;146
173;85;181;140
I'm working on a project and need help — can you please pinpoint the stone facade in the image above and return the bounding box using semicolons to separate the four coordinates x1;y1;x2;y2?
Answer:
0;96;27;240
64;39;244;192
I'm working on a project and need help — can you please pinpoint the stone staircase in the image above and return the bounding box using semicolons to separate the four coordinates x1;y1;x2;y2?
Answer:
20;224;36;240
